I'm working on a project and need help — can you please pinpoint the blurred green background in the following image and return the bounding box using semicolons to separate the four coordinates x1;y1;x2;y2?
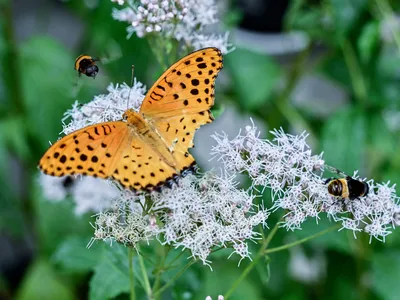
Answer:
1;0;400;299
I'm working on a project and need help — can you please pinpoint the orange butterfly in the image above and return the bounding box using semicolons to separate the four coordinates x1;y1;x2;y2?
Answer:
39;48;223;192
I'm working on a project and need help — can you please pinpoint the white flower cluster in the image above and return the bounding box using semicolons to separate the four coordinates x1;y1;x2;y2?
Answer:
111;0;233;54
90;173;269;265
39;174;120;215
62;81;146;135
210;123;400;241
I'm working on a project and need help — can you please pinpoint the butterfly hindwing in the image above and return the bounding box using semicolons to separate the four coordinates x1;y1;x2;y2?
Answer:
111;136;178;191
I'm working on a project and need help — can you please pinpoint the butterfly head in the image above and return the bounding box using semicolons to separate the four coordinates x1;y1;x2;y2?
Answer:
122;109;147;129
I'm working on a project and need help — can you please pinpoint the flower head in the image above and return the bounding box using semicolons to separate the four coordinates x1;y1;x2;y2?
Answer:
90;173;269;265
211;122;400;241
112;0;233;54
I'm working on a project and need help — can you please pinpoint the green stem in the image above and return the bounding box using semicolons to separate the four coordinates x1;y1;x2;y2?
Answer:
148;36;168;70
153;260;196;297
224;220;281;299
163;248;186;268
265;224;340;254
1;1;24;116
340;39;367;105
137;247;153;300
128;247;136;300
375;0;400;53
272;42;316;139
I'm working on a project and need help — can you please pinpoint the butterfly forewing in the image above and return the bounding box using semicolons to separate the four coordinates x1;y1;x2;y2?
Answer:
39;122;131;178
140;47;223;118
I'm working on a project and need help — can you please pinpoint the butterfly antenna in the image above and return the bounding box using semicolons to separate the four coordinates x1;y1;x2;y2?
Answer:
127;64;135;110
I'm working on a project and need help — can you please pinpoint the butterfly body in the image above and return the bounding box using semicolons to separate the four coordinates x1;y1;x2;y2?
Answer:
40;48;223;192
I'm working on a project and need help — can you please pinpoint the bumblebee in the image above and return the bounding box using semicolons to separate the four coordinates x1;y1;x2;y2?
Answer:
324;166;369;200
75;55;99;78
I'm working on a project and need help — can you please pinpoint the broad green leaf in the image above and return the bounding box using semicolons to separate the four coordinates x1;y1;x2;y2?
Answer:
89;244;131;300
53;236;104;273
321;108;367;173
371;250;400;300
330;0;368;39
226;47;281;111
16;259;74;300
357;21;380;64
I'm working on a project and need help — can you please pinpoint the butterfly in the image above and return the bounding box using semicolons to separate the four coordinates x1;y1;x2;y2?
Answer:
39;48;223;192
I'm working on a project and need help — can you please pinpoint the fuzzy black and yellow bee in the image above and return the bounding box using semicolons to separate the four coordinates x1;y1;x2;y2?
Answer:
324;166;369;200
75;55;99;78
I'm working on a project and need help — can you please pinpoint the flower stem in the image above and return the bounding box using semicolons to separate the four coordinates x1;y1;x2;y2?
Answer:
224;219;281;299
1;1;24;116
265;224;340;254
128;247;136;300
137;246;153;300
340;39;367;105
153;260;196;297
152;245;169;299
148;36;168;70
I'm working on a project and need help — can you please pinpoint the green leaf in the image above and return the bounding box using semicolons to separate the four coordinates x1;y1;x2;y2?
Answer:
16;259;75;300
292;218;351;254
0;116;31;161
321;108;367;173
33;180;93;256
330;0;368;39
89;244;131;300
211;103;225;119
357;21;380;64
320;53;352;91
226;47;281;111
368;113;396;170
53;236;104;273
371;250;400;300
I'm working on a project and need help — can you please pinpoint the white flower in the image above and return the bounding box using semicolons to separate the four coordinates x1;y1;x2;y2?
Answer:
90;173;269;265
39;173;70;201
211;121;400;241
191;32;235;55
62;81;145;134
39;173;120;215
72;177;120;215
113;0;125;4
111;0;234;54
205;296;224;300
